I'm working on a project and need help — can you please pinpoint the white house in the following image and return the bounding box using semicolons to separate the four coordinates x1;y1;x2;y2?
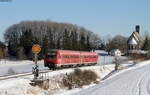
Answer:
110;49;121;56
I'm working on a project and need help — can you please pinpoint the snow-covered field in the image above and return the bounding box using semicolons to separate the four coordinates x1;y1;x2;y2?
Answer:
0;60;46;76
96;50;127;64
0;53;123;76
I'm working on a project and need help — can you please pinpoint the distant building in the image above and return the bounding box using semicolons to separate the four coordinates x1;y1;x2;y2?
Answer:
127;25;143;54
110;49;121;56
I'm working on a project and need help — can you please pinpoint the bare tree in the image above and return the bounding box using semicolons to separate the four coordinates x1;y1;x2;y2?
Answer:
106;35;128;53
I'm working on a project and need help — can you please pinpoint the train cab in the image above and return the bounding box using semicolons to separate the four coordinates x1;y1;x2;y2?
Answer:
44;50;58;68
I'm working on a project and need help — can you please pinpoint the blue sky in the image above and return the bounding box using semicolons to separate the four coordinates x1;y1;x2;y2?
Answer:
0;0;150;41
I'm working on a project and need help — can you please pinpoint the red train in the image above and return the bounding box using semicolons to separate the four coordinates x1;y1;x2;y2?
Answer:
44;49;99;69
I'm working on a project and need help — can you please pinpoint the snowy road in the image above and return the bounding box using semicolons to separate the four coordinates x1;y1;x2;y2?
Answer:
72;61;150;95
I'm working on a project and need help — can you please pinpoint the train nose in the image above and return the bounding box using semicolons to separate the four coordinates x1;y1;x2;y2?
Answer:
44;59;56;68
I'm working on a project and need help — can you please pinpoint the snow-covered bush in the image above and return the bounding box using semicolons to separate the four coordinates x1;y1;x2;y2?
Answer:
130;53;146;60
113;57;121;70
63;69;98;89
37;79;49;90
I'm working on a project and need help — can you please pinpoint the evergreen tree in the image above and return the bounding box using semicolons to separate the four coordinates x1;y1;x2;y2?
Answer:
71;31;78;50
79;34;86;51
17;46;26;60
33;37;40;44
142;36;150;50
48;29;55;49
63;29;70;49
8;41;17;56
57;37;61;49
86;35;91;51
42;36;49;56
20;29;34;59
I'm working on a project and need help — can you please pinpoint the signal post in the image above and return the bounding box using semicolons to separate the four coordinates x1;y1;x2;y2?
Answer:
32;44;41;79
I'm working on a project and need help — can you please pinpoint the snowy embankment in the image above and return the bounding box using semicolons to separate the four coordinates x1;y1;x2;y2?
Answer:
70;60;150;95
0;64;115;95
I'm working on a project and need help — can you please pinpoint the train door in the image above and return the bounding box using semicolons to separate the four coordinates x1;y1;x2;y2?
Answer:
80;52;83;64
57;51;62;66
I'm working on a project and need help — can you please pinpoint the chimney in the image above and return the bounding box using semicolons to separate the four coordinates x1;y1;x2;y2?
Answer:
135;25;140;33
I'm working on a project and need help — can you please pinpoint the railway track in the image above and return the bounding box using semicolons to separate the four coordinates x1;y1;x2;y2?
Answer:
0;69;51;81
0;64;104;81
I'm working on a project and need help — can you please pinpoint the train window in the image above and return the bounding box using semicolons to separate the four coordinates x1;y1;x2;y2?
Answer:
67;55;69;58
63;55;68;58
46;51;56;59
75;55;79;58
70;55;79;58
46;54;56;59
63;55;79;58
84;56;96;58
70;55;73;58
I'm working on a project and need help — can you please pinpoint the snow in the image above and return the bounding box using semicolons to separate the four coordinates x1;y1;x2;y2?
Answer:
128;37;137;45
0;78;47;95
69;60;150;95
0;60;46;76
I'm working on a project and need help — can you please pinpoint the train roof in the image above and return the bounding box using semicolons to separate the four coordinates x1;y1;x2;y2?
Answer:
47;49;98;55
48;49;97;52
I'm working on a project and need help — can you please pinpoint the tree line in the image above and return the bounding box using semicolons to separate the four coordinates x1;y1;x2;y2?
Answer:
4;21;102;60
1;20;150;60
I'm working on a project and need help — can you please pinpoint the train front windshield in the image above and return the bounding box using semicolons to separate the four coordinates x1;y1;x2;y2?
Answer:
46;51;56;59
